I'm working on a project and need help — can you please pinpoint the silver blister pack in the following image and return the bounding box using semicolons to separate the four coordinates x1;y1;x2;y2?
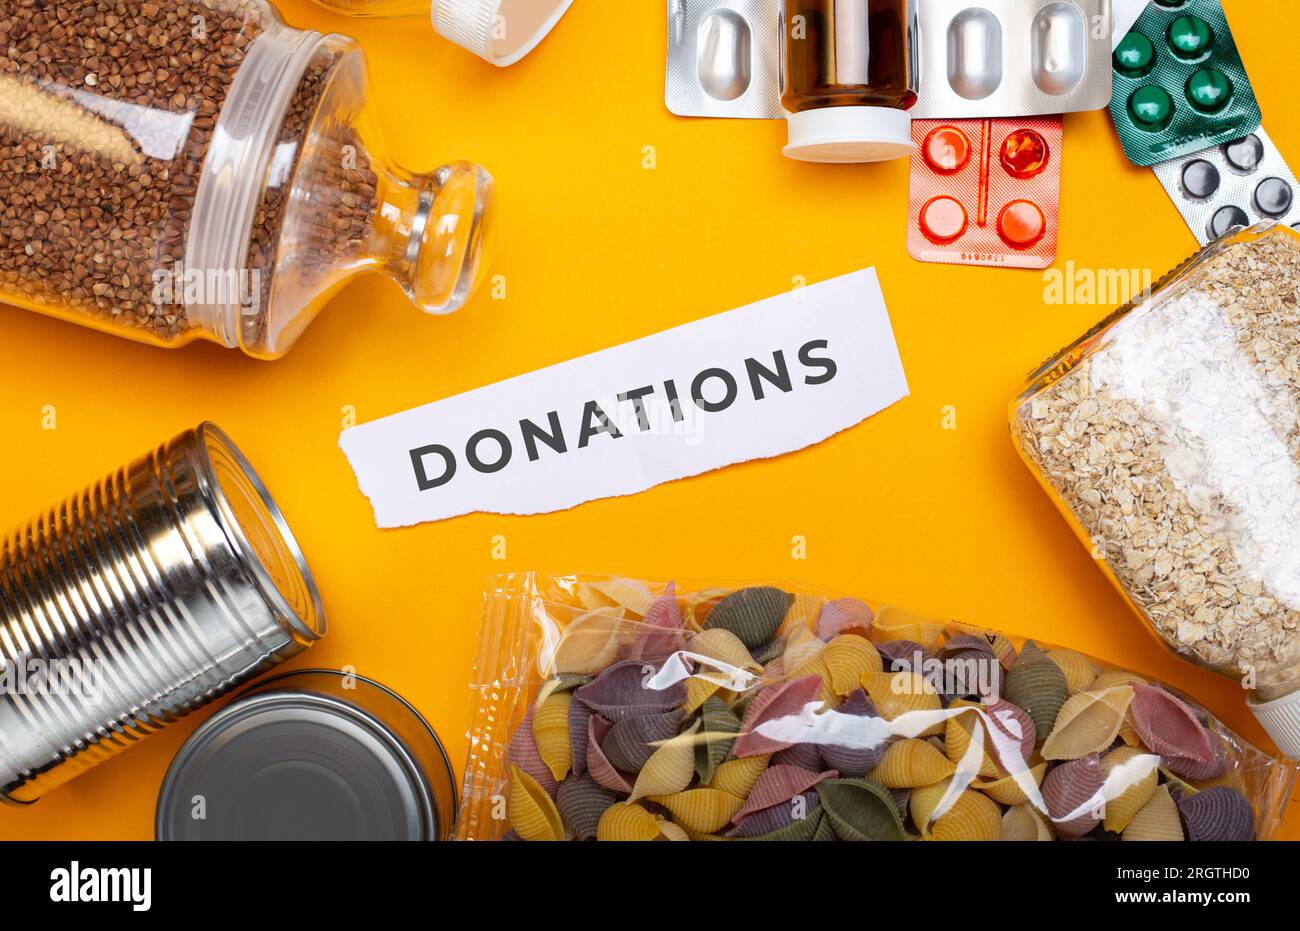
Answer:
665;0;785;119
911;0;1114;119
1152;127;1300;246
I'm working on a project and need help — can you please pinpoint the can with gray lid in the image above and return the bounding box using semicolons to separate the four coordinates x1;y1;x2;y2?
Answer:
156;669;456;840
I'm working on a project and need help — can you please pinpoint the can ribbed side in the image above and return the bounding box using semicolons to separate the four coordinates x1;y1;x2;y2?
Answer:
0;429;307;802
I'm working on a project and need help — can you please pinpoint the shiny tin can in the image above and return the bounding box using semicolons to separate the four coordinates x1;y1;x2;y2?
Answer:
0;423;325;803
156;670;456;840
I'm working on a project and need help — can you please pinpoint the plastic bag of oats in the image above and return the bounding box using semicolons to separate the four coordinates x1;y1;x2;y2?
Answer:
1012;222;1300;758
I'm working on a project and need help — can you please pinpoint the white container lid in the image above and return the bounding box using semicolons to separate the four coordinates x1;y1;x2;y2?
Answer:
784;106;915;164
433;0;573;66
1248;689;1300;759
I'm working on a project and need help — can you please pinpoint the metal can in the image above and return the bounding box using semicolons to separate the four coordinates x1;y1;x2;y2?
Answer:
156;670;456;840
0;423;326;803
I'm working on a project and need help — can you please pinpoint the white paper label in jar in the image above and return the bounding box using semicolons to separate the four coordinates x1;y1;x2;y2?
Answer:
339;268;910;527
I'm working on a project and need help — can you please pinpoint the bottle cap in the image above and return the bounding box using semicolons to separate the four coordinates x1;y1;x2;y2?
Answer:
433;0;573;66
1248;689;1300;759
784;106;915;164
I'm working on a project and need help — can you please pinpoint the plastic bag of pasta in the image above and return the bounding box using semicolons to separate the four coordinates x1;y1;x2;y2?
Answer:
455;573;1297;841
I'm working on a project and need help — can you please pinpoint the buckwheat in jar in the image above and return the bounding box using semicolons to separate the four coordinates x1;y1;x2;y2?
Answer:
0;0;493;358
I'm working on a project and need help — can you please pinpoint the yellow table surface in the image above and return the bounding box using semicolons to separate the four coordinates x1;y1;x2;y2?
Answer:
2;0;1298;840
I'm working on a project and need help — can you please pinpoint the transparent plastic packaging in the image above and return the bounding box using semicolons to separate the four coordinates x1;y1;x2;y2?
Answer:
0;0;492;359
1012;223;1300;758
457;572;1295;841
664;0;786;121
311;0;430;12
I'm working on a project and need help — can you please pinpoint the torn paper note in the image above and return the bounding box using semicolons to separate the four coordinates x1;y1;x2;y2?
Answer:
339;267;909;527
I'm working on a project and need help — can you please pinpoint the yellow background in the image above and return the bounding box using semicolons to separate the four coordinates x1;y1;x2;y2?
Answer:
2;0;1297;840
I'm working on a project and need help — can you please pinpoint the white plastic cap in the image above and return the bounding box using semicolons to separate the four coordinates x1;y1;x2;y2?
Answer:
784;106;915;164
1248;690;1300;759
433;0;572;66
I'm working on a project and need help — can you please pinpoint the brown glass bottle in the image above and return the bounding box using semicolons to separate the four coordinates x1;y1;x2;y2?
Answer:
782;0;918;162
784;0;917;110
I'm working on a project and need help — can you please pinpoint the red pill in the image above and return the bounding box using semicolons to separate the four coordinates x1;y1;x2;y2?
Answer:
922;126;972;173
1000;129;1050;178
920;196;968;244
998;200;1046;248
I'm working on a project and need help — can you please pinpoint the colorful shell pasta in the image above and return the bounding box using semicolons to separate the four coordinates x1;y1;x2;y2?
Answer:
457;574;1296;841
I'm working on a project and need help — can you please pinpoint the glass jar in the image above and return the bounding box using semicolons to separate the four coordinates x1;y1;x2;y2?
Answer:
308;0;573;66
1011;223;1300;758
781;0;919;162
0;0;493;359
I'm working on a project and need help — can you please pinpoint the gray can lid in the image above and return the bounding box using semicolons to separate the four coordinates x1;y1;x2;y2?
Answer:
156;672;449;840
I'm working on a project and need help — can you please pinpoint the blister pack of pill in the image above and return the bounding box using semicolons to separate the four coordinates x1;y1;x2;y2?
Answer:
908;117;1063;269
1152;128;1300;244
911;0;1113;119
665;0;784;119
1110;0;1262;166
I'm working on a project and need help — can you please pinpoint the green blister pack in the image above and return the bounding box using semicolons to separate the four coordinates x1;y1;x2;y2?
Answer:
1110;0;1262;167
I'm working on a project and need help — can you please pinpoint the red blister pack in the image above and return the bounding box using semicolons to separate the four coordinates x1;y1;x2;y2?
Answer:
907;117;1063;269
